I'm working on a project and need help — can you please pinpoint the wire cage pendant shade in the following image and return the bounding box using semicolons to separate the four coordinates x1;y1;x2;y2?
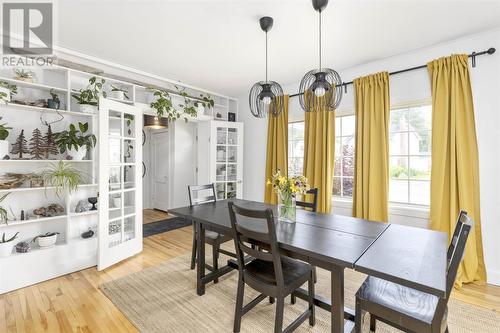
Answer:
249;16;284;118
299;0;343;112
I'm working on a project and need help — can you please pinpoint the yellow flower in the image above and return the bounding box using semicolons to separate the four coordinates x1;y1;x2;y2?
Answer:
266;179;271;186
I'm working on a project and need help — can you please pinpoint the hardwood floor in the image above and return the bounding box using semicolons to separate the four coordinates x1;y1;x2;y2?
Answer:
1;217;499;332
142;208;170;224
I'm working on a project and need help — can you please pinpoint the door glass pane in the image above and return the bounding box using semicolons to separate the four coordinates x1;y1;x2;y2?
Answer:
124;216;136;241
227;164;237;181
227;146;237;163
228;128;237;145
109;167;121;191
216;146;226;162
227;182;236;198
124;114;135;138
109;138;122;163
123;190;136;215
216;183;225;200
109;116;122;136
123;139;135;163
217;128;227;144
123;165;136;189
109;193;122;220
108;219;122;248
216;164;226;181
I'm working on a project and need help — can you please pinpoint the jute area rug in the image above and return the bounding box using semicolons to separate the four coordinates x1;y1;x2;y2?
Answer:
100;253;500;333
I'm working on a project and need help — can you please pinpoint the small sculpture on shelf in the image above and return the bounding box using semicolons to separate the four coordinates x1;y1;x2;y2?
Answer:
33;203;64;218
10;129;29;159
75;199;91;213
29;128;45;159
15;241;30;253
88;197;97;211
42;125;59;159
27;173;44;188
13;68;35;82
81;228;95;239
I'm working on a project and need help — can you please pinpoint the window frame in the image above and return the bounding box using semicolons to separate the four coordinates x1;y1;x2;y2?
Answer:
287;121;305;177
333;113;356;198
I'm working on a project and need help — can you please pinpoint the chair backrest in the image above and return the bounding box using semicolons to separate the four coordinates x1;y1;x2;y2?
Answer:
188;184;217;206
228;202;285;290
296;188;319;212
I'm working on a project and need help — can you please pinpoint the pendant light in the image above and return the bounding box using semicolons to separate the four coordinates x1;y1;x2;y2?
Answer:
249;16;284;118
299;0;342;112
144;114;168;129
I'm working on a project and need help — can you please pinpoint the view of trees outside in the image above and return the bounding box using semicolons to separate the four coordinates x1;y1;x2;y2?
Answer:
333;115;355;197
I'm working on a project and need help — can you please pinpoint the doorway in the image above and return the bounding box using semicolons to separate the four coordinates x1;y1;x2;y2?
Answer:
151;130;170;212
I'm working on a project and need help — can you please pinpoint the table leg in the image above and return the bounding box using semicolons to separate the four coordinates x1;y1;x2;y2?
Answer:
331;267;344;333
196;221;206;296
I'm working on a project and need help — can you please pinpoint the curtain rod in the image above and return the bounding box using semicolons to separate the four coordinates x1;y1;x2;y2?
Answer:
289;47;496;98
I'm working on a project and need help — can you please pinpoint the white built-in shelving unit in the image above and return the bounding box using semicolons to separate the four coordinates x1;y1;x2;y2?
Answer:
0;60;238;293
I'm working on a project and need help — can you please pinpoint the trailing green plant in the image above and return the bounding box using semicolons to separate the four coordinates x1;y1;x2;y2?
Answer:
32;232;59;242
54;122;96;154
194;93;215;110
13;68;35;81
49;89;60;103
110;84;129;99
175;86;197;119
0;117;12;140
0;81;17;102
42;161;85;197
150;89;180;121
72;76;107;106
0;192;10;224
1;232;18;243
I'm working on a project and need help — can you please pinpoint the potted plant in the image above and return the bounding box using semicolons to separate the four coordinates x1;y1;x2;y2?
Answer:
72;76;106;113
47;89;60;109
0;81;17;103
54;122;96;160
267;170;310;223
175;86;198;120
0;232;18;257
109;84;129;100
42;161;84;197
13;68;35;82
194;93;215;115
150;89;180;121
0;117;12;159
32;232;59;248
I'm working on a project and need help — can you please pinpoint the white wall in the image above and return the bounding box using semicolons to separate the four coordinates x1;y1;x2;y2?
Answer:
238;29;500;285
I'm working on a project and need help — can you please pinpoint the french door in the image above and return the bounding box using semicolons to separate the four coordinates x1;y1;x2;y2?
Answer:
98;98;143;270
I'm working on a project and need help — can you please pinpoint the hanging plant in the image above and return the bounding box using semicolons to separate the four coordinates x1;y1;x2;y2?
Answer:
194;93;215;110
175;86;197;119
150;89;180;121
0;81;17;103
72;77;107;106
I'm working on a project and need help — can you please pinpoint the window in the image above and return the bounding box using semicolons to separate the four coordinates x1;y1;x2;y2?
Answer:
389;104;432;206
333;115;355;197
288;122;304;176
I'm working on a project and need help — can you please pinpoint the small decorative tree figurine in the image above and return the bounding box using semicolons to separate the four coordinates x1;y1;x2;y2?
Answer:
10;129;29;159
42;125;58;159
29;128;44;159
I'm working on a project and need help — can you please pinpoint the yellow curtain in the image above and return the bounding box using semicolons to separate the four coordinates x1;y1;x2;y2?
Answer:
264;95;289;204
352;72;390;222
303;93;335;213
428;54;486;287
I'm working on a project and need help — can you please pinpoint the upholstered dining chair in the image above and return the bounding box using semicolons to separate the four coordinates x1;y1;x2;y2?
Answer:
354;210;473;333
228;201;315;333
188;184;234;283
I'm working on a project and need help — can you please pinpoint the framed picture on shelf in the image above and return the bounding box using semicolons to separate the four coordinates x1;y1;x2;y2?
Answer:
228;112;236;122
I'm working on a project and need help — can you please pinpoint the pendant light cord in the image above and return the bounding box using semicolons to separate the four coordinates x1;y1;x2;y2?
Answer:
265;31;268;82
319;11;322;71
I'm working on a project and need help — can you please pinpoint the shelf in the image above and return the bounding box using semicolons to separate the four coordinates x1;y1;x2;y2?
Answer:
4;103;96;117
70;210;98;217
107;97;134;104
8;240;68;257
0;214;67;228
0;159;93;163
0;183;97;194
0;77;67;93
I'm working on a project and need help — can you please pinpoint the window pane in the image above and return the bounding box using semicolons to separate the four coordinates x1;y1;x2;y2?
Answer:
289;157;303;176
341;136;355;156
335;118;341;135
390;156;409;179
335;137;341;156
342;156;354;176
389;132;408;155
291;122;304;141
333;177;341;196
409;156;431;180
410;181;430;205
390;179;408;203
334;157;341;176
390;108;409;132
342;177;354;197
409;105;431;131
409;130;431;155
342;116;356;136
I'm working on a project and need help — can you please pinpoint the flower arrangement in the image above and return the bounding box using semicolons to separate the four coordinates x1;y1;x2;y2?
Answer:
267;170;310;222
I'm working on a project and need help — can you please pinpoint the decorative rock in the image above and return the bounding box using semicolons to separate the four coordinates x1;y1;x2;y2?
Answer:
75;200;91;213
15;241;30;253
33;207;47;216
81;229;95;239
46;204;64;217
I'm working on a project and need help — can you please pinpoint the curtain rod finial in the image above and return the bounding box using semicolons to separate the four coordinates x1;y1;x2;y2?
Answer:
487;47;496;55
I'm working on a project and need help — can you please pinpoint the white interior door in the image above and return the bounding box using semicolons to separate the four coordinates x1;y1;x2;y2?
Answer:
152;131;169;211
98;98;143;271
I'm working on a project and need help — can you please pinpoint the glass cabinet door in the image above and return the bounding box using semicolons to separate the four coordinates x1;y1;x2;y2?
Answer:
213;123;243;199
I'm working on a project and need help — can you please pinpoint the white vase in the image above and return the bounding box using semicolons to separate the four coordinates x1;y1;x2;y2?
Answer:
67;147;88;160
0;140;9;159
0;86;11;103
109;90;125;100
35;234;58;248
80;104;97;114
0;240;14;257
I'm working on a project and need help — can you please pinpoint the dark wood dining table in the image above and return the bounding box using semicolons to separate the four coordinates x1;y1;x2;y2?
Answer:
170;199;447;333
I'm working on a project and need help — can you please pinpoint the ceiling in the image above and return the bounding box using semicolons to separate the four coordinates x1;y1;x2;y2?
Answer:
57;0;500;96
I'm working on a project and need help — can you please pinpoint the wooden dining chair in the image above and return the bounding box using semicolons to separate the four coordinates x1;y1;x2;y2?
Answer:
228;201;315;333
354;210;473;333
296;188;319;212
188;184;234;283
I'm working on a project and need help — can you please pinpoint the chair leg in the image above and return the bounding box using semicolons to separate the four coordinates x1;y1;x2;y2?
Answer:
190;223;197;270
233;274;245;333
354;298;362;333
269;297;275;304
291;293;296;304
274;297;284;333
444;326;449;333
313;267;317;283
213;243;220;284
370;314;376;332
308;271;315;326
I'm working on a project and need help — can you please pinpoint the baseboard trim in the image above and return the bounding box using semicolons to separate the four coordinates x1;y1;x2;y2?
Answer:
487;269;500;286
